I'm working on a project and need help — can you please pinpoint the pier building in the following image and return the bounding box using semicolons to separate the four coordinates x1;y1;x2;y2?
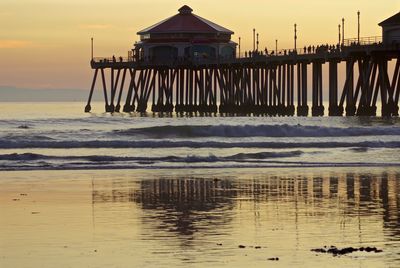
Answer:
379;11;400;45
134;5;236;62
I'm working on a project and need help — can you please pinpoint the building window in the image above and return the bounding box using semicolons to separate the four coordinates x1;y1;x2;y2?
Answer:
141;34;151;40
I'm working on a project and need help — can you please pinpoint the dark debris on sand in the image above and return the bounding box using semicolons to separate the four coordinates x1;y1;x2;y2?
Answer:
312;246;383;256
237;244;263;249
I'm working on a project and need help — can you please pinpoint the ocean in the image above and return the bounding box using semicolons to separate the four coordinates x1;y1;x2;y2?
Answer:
0;102;399;171
0;102;399;267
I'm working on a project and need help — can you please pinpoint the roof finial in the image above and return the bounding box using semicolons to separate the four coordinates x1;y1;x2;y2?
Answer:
179;5;193;15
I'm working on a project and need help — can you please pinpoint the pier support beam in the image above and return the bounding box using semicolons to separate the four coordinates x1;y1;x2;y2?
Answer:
85;68;99;113
392;57;400;116
286;63;295;116
123;69;137;112
311;61;324;116
328;60;342;116
345;59;356;116
297;62;309;116
115;68;127;112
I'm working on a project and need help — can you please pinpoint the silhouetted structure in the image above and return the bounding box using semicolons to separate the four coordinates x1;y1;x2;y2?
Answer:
135;5;236;63
379;11;400;45
86;8;400;116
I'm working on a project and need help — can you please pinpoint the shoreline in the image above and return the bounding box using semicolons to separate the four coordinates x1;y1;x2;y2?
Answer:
2;162;398;180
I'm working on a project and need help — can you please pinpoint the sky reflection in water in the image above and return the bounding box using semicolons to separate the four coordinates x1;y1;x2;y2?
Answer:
85;168;400;267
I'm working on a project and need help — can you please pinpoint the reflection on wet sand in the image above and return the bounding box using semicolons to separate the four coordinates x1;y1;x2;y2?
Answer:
90;169;400;267
93;172;400;233
94;177;237;247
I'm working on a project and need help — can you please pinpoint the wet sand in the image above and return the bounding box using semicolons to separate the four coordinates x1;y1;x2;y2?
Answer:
1;167;399;267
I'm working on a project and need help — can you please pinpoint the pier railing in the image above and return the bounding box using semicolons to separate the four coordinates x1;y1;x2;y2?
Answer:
93;56;132;63
92;36;390;67
343;36;382;46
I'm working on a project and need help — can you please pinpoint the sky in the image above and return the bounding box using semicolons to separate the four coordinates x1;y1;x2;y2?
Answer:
0;0;399;91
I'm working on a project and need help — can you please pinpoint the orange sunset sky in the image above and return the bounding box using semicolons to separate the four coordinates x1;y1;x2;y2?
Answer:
0;0;399;90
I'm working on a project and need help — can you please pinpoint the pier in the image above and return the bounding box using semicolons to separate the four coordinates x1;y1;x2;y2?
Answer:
85;7;400;116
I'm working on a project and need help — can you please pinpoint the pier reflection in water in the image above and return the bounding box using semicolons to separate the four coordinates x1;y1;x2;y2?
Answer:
90;169;400;267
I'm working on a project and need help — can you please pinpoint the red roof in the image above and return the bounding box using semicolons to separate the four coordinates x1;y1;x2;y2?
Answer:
137;5;234;35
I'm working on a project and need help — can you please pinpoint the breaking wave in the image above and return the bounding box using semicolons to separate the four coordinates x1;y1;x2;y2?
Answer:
1;151;399;171
0;140;399;149
1;117;399;171
0;151;303;162
113;124;400;138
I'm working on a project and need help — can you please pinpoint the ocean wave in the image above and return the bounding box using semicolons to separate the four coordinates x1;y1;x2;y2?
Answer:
1;134;55;141
0;151;303;163
113;124;400;138
1;162;399;171
0;140;399;149
1;151;400;171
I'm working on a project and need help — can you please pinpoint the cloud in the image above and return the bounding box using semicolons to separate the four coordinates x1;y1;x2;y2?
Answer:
0;40;33;49
80;24;113;30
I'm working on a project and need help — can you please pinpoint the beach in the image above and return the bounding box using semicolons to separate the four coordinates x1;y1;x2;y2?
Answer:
1;168;399;268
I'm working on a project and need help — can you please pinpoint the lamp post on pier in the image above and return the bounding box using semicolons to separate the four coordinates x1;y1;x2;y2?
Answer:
239;37;241;58
253;28;256;52
342;18;345;46
338;24;341;45
256;33;259;51
294;23;297;51
275;39;278;55
357;11;360;44
91;37;94;61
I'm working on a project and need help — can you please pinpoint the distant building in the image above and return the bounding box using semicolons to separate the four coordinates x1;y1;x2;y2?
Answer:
134;5;236;62
379;11;400;45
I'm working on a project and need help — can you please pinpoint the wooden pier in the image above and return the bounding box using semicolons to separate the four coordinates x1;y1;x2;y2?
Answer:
85;42;400;116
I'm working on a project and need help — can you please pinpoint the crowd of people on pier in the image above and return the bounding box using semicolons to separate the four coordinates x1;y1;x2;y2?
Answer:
240;38;386;59
242;43;355;59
